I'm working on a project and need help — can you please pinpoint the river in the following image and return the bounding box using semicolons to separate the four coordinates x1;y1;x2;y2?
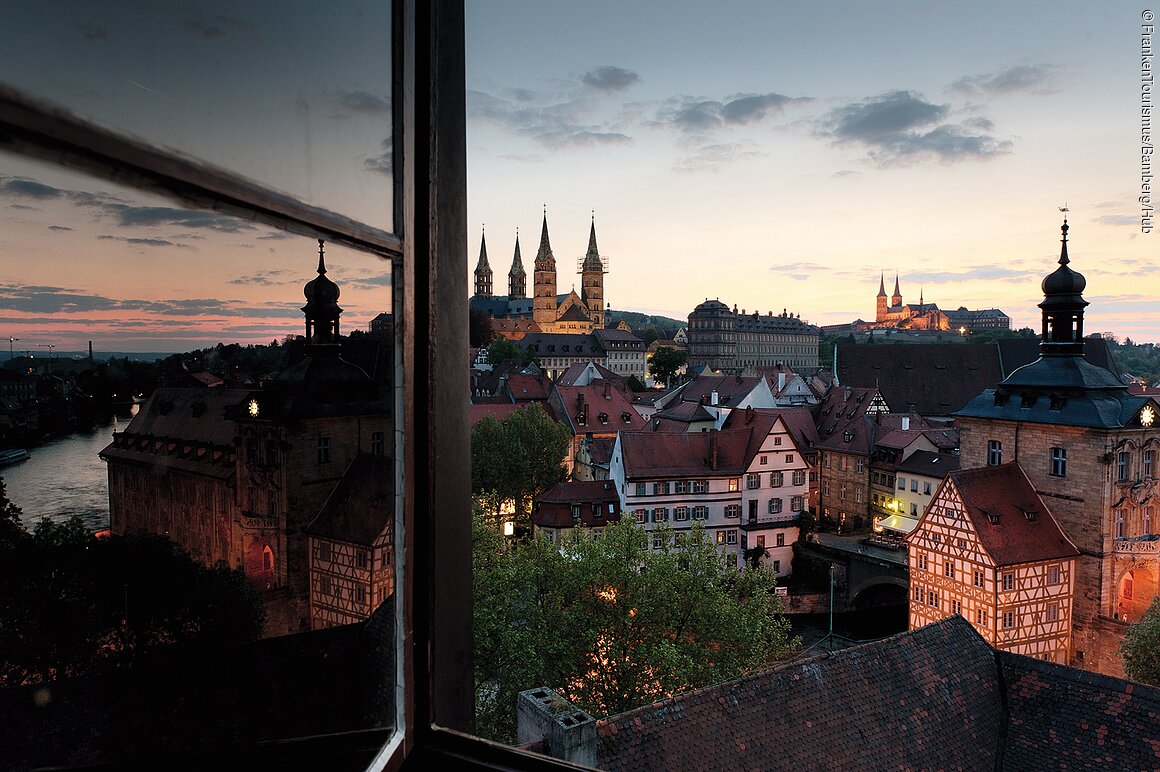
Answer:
1;411;137;532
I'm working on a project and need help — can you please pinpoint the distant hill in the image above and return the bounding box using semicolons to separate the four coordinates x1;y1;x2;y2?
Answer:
606;310;685;335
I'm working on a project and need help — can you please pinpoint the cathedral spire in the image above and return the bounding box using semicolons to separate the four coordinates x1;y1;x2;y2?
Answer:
891;274;902;307
878;273;886;297
582;214;602;272
508;230;526;298
534;211;555;270
317;239;327;275
473;228;493;297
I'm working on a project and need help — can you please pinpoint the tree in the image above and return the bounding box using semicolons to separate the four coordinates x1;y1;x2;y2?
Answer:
1122;597;1160;685
485;336;525;366
0;516;265;688
639;328;660;347
648;346;688;387
0;474;22;542
473;516;798;743
469;307;494;348
470;405;569;532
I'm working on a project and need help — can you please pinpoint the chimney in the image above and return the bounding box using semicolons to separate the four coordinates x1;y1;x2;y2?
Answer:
902;416;910;431
745;405;754;424
604;381;611;399
844;386;851;403
517;688;596;767
709;429;719;470
778;372;786;393
711;390;719;406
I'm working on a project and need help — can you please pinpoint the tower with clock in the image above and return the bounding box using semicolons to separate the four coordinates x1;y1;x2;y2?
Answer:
947;216;1160;677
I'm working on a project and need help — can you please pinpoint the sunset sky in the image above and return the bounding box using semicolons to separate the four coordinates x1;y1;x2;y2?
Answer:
0;1;1155;354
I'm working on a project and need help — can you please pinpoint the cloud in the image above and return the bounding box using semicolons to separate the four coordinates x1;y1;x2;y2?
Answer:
674;142;762;173
468;88;632;149
0;283;296;319
903;265;1038;283
1093;214;1140;227
498;153;545;163
183;14;253;40
818;90;1012;164
653;93;809;134
329;90;391;120
767;261;833;281
95;235;188;248
109;205;252;232
581;66;640;92
78;23;108;40
2;178;63;200
832;169;861;179
229;270;294;286
47;225;72;232
364;137;393;176
949;64;1058;97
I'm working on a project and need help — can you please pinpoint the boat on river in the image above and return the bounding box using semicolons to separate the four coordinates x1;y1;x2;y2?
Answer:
0;448;30;467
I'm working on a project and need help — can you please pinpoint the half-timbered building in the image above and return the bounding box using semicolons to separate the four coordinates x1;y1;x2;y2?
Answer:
305;454;394;630
908;463;1079;663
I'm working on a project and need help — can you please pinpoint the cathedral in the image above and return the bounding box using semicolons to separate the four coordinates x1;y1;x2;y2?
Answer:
470;213;608;334
858;274;950;331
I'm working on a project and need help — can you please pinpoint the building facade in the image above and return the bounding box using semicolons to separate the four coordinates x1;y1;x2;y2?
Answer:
908;464;1078;663
688;300;819;373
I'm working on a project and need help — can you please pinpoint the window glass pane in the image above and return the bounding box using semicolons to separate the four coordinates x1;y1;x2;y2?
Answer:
1;1;393;231
0;158;398;763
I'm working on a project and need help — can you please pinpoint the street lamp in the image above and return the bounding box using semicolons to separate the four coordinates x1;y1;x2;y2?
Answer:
7;337;17;360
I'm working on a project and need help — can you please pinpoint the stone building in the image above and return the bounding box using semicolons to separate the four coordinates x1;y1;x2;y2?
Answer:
102;244;390;635
956;219;1160;676
687;300;819;373
471;214;608;334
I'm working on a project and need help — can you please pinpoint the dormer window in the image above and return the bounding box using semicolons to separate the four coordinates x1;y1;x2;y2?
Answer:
843;430;854;442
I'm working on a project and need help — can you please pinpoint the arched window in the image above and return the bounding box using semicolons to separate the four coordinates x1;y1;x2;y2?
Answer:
262;546;274;572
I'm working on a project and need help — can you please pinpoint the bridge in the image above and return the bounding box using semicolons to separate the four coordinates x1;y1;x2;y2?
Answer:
795;532;910;612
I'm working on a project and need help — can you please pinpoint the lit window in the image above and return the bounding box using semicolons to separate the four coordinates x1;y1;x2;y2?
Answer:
729;478;740;492
716;530;726;544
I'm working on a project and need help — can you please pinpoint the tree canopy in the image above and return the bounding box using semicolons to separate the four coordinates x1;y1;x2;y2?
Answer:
0;513;265;688
473;515;797;743
485;336;527;366
1122;596;1160;686
648;346;688;387
471;404;570;533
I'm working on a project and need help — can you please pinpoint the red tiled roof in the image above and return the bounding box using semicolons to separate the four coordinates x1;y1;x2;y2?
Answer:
554;384;644;434
619;429;750;478
941;463;1079;566
679;374;764;406
533;479;622;528
507;373;551;401
305;454;392;545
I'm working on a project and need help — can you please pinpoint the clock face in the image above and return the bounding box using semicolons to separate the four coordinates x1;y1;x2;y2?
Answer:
248;399;260;418
1142;405;1156;428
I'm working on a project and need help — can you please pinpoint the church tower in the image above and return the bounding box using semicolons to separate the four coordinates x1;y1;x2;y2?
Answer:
1038;218;1088;355
876;273;888;321
473;230;493;297
532;212;557;325
891;274;903;309
302;240;342;343
580;215;606;328
508;232;526;298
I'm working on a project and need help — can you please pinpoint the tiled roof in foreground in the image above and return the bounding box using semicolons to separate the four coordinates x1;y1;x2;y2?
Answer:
595;615;1160;771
